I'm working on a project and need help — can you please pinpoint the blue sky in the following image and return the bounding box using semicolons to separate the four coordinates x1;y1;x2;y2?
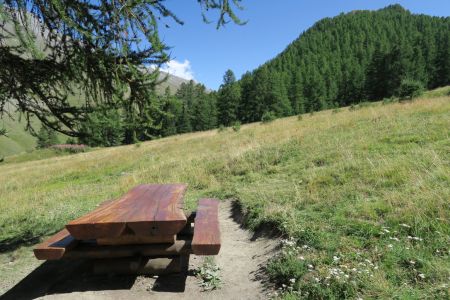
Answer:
158;0;450;90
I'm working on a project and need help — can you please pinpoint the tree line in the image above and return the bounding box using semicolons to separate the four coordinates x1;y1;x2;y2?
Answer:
35;4;450;146
216;4;449;125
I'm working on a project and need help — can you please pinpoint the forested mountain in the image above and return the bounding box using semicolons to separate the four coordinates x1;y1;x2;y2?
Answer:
232;4;450;122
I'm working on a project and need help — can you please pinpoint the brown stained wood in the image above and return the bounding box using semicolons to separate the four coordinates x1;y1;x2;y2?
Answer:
33;229;78;260
66;184;187;239
96;234;175;245
192;199;221;255
65;240;192;259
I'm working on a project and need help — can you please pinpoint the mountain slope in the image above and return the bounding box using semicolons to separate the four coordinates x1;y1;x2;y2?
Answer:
237;5;450;122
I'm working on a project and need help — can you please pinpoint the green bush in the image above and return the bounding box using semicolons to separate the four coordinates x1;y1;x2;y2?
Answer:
397;79;424;100
36;125;59;149
232;121;241;132
297;114;303;121
217;125;226;132
261;111;277;123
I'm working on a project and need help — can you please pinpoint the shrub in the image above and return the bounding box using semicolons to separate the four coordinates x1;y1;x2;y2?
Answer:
36;125;59;149
297;114;303;121
232;121;241;132
66;137;77;144
397;79;424;100
349;104;357;111
383;97;399;105
217;125;226;132
261;111;277;123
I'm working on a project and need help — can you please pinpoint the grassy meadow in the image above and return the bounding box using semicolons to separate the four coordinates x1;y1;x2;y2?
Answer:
0;95;449;298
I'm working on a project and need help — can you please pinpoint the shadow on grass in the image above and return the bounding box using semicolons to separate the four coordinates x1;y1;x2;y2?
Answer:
1;257;190;300
230;199;284;241
0;236;42;253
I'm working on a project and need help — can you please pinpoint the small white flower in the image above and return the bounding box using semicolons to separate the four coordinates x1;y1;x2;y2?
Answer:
333;256;340;261
290;278;296;284
418;273;425;279
299;255;305;260
308;264;314;269
400;223;410;228
387;244;393;248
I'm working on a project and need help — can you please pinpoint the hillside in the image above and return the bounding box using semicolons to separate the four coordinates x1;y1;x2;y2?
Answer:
236;5;450;122
1;93;449;298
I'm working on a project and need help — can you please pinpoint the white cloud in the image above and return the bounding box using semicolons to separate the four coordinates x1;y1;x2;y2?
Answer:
160;59;195;80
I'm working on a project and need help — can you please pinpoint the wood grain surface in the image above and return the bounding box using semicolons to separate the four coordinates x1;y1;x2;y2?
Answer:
33;228;78;260
192;198;221;255
66;184;187;239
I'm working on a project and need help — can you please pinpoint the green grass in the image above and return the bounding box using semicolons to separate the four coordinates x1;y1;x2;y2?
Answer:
0;95;449;298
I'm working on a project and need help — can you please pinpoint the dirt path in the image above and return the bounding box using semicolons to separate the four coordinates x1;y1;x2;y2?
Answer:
1;201;277;300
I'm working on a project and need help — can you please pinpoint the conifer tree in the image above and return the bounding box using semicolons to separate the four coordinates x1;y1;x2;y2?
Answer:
217;69;241;126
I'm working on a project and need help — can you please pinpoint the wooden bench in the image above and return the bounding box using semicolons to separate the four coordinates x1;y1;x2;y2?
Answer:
192;199;221;255
33;228;77;260
33;185;221;269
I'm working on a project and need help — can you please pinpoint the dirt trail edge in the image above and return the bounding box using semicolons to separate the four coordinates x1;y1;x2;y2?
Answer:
2;200;278;300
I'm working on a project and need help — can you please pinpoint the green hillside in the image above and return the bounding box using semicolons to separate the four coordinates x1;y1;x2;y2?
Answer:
235;5;450;122
1;93;449;298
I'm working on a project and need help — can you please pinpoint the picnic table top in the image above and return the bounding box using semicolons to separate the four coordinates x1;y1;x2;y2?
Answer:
66;184;187;240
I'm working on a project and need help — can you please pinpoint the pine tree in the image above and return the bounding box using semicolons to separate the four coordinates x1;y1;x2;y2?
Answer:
217;70;241;126
36;125;59;148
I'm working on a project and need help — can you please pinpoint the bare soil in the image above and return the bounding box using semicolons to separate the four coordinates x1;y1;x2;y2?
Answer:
1;201;278;300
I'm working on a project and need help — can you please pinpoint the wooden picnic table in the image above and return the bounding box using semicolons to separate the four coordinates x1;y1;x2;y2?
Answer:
34;184;221;274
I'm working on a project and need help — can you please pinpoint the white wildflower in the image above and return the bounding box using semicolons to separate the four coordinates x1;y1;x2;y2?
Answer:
290;278;296;284
400;223;410;228
418;273;425;279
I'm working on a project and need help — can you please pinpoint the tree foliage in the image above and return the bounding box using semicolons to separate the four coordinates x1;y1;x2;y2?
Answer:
0;0;244;139
36;124;58;148
237;5;450;121
397;79;424;100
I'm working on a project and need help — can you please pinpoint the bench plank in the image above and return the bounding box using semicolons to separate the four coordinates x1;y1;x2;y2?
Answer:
192;199;221;255
66;184;187;239
33;229;78;260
